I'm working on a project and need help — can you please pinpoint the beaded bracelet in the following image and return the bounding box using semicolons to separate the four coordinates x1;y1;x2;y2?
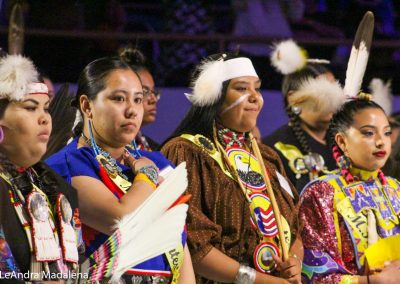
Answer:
134;173;156;190
138;165;159;184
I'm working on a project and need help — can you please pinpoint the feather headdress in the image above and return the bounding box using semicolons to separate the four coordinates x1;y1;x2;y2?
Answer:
369;78;392;115
290;77;345;114
88;162;189;282
0;55;42;101
270;39;329;75
344;11;374;99
185;55;258;106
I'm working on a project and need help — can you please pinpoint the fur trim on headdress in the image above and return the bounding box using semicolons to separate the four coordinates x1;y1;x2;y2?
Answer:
370;78;392;115
188;57;225;107
270;40;307;75
290;77;345;114
0;55;39;101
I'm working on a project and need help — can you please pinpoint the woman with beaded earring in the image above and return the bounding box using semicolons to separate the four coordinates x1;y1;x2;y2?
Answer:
300;97;400;284
300;11;400;283
0;55;83;282
120;47;161;150
161;53;303;284
263;40;345;193
46;57;195;283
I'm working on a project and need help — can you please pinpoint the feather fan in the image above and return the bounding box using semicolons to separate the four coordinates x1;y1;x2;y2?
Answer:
88;162;189;282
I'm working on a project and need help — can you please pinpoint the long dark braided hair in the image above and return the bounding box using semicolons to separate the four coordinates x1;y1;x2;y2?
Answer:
327;99;387;184
283;63;331;153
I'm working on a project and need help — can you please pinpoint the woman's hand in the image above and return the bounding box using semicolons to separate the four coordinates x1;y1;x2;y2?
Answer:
124;153;165;184
273;255;302;284
124;152;158;174
371;260;400;284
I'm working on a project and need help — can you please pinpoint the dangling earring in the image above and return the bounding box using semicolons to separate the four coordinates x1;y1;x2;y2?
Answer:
87;119;100;156
291;106;301;115
131;138;142;158
0;126;4;143
337;154;351;171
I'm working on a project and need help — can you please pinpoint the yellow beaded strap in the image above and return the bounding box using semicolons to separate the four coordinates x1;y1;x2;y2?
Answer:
134;173;156;190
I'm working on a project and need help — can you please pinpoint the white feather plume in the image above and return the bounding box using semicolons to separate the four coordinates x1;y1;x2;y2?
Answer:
0;55;38;101
343;11;374;99
189;58;225;106
291;77;345;114
89;162;189;281
344;41;369;98
370;78;392;115
270;40;307;75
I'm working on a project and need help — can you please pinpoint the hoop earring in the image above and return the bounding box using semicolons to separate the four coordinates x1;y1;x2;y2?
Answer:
0;126;3;143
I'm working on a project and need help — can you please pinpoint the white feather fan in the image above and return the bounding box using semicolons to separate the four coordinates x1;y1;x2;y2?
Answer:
88;162;189;282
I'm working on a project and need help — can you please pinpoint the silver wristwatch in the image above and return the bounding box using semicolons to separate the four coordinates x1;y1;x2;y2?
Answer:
233;264;256;284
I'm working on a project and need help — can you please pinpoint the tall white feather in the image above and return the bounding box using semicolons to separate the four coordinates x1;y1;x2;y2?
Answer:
344;41;369;98
89;162;189;280
370;78;392;115
343;12;374;98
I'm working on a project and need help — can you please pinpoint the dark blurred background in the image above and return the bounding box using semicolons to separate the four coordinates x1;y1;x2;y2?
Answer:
1;0;400;93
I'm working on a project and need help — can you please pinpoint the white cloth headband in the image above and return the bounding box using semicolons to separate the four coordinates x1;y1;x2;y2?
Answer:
186;56;259;107
221;58;258;81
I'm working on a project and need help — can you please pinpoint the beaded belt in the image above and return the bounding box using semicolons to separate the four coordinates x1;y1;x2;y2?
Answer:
123;274;171;284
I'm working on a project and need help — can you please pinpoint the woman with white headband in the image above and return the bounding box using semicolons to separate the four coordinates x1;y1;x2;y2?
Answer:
0;55;82;282
161;53;303;284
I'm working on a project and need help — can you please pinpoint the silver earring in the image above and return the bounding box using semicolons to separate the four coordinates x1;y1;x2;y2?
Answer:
291;106;302;115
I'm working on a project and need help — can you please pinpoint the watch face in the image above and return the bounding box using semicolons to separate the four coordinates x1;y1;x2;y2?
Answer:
30;193;49;222
60;195;73;223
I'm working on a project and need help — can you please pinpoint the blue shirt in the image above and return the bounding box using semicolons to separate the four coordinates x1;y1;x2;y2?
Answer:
46;137;178;274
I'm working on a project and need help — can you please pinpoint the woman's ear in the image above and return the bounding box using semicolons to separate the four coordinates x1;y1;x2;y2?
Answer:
286;90;295;106
79;95;92;118
335;132;347;154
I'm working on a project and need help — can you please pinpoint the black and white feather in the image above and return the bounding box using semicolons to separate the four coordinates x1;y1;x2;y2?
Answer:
344;11;375;99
